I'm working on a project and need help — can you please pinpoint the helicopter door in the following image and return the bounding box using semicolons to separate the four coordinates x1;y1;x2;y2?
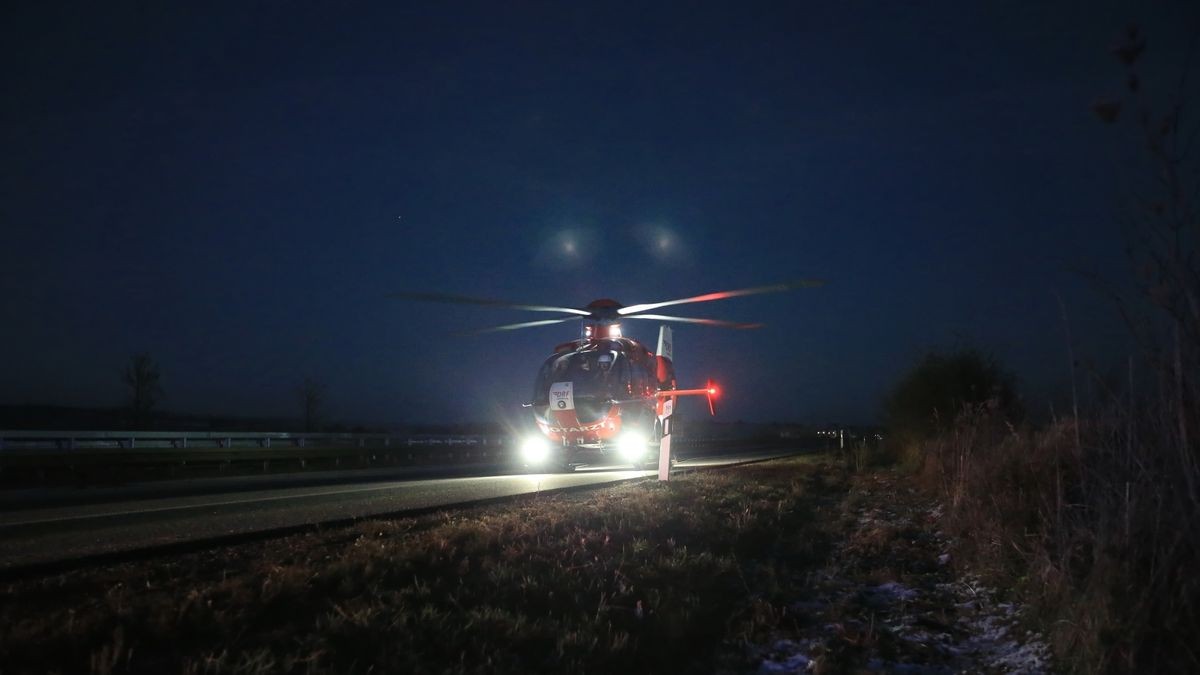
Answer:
548;381;574;411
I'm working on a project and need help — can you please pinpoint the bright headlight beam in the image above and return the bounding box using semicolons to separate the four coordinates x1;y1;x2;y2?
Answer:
520;436;551;464
616;432;647;462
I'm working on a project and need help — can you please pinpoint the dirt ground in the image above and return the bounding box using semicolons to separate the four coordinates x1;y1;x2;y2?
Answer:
741;468;1050;673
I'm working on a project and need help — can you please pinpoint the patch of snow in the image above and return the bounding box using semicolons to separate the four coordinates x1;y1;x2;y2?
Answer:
757;652;810;673
755;639;815;674
867;581;918;602
955;610;1051;673
935;577;1052;673
755;481;1051;674
866;659;953;674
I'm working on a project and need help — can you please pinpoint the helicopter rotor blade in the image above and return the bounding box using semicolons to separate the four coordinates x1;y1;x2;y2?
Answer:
625;314;764;329
466;317;580;334
617;279;824;316
389;291;590;316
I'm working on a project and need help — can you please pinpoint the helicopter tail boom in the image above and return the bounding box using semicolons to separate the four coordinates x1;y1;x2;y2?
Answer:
654;326;718;415
657;381;720;416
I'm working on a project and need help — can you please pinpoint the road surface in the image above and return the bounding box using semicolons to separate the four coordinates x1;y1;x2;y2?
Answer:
0;446;804;574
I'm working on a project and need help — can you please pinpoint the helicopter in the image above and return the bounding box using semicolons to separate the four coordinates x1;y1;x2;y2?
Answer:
392;280;822;471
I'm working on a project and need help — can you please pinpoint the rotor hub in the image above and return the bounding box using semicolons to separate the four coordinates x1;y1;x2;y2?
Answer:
584;299;623;322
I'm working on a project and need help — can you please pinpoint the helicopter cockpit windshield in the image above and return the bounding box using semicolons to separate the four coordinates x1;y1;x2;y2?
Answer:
533;342;630;421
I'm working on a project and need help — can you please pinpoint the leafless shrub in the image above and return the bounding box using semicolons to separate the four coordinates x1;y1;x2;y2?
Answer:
297;377;326;433
924;391;1200;671
123;352;163;428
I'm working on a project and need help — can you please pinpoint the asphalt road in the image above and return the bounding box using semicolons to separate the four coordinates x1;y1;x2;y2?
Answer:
0;446;804;574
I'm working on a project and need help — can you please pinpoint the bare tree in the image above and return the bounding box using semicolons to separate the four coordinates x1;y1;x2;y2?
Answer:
299;377;326;432
1086;25;1200;670
1095;24;1200;449
123;352;164;427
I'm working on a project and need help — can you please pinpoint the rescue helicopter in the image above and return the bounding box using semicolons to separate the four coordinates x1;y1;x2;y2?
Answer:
391;281;822;471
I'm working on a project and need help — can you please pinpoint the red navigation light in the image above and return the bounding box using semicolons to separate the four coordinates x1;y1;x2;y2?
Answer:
705;380;719;416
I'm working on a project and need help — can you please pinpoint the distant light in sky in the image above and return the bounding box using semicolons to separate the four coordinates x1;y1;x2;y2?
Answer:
535;226;596;268
635;223;688;264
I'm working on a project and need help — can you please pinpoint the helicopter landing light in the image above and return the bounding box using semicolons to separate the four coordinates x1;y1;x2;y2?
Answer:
520;436;551;464
616;432;648;462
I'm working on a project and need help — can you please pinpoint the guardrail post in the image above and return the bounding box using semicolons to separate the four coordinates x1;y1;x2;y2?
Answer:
261;438;271;448
298;438;305;448
129;437;135;450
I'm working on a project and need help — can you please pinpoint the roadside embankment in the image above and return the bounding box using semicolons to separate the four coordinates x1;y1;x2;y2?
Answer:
0;454;1050;673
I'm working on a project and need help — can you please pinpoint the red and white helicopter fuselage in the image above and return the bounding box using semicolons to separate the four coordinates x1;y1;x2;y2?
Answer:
524;321;716;470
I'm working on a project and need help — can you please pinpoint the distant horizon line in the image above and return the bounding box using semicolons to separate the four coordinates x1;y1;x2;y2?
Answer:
0;401;872;431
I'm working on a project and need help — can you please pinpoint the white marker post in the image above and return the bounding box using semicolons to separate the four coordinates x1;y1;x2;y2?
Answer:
658;397;674;481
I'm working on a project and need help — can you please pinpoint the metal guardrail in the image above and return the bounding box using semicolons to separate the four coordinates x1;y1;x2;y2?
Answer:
0;430;509;453
0;431;785;488
0;430;764;454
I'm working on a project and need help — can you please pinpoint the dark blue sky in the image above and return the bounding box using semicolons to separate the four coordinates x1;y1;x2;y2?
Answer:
3;2;1196;426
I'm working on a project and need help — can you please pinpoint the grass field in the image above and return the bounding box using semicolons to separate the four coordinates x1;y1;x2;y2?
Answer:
0;454;1049;673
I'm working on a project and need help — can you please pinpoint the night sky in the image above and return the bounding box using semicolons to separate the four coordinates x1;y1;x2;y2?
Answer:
3;2;1197;427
